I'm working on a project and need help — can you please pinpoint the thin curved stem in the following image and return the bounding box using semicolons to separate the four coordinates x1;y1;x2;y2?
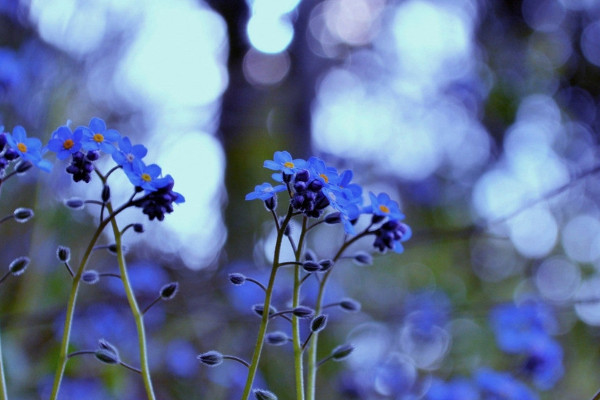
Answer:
292;217;308;400
0;325;8;400
241;206;294;400
106;201;155;400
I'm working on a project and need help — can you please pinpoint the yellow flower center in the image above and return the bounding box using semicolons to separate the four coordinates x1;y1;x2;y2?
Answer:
141;173;152;182
93;133;104;143
17;143;27;153
284;161;294;169
319;173;329;183
63;139;74;150
379;204;390;214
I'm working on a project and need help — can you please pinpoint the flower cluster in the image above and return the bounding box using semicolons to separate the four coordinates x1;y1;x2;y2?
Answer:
46;117;184;220
246;150;411;253
0;125;52;177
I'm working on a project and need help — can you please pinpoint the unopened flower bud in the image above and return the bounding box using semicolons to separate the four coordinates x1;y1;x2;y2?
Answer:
197;350;223;367
264;196;277;211
265;331;290;346
295;169;309;182
64;198;85;210
318;259;334;271
228;273;246;286
324;212;342;224
13;208;33;223
254;389;278;400
56;246;71;262
353;251;373;266
133;223;144;233
160;282;179;300
253;304;276;317
310;314;328;333
81;270;100;285
371;214;386;224
15;160;32;174
9;256;29;276
302;261;321;272
95;339;120;364
292;306;314;318
101;185;110;203
86;150;100;161
331;343;354;361
339;298;361;312
304;249;317;262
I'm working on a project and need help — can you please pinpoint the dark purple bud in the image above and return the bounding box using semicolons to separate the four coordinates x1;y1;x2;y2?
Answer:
292;306;314;318
264;195;277;211
295;169;309;182
4;148;18;161
310;314;328;333
86;150;100;161
304;249;317;262
302;261;321;272
197;350;223;367
265;331;290;346
253;304;276;317
308;179;323;192
228;273;246;286
160;282;179;300
324;212;342;224
293;181;307;192
371;214;386;224
254;389;278;400
101;185;111;203
81;270;100;285
13;208;34;223
56;246;71;262
282;172;293;183
339;298;361;312
133;223;144;233
15;161;32;174
331;343;354;361
0;133;5;149
64;198;85;210
353;251;372;266
318;259;334;271
9;256;29;276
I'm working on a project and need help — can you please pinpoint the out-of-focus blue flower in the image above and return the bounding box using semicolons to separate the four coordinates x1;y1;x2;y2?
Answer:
368;192;404;221
426;378;479;400
404;290;450;339
5;125;51;171
476;368;538;400
46;124;83;160
523;337;564;390
0;48;22;95
81;117;120;154
490;302;556;354
245;182;286;201
165;340;199;378
264;150;306;175
38;377;112;400
112;136;148;170
124;159;170;192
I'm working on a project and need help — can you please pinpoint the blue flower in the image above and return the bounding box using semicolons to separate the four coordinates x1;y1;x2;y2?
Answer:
5;125;51;171
80;117;120;154
524;337;564;390
368;192;404;221
124;159;170;192
307;156;338;187
426;378;479;400
264;151;306;175
476;368;538;400
112;136;147;169
46;124;83;160
246;182;286;201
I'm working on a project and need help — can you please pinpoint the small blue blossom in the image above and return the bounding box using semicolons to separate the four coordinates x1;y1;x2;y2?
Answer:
246;182;286;201
112;136;148;169
307;156;339;187
124;159;170;192
368;192;404;221
5;125;51;171
80;117;120;154
46;124;82;160
264;150;306;175
476;368;538;400
524;337;564;390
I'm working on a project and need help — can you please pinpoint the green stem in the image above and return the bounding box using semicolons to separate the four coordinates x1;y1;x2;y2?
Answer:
106;202;156;400
49;217;112;400
292;217;308;400
305;231;370;400
0;325;8;400
241;206;294;400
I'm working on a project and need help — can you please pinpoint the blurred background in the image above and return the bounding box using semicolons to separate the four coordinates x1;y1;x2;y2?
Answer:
1;0;600;398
